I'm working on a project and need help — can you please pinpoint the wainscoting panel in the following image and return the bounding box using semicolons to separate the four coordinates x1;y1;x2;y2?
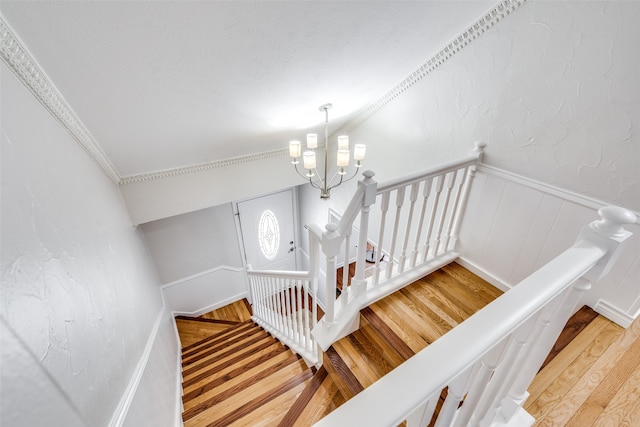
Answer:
120;308;182;427
162;266;249;316
459;166;640;327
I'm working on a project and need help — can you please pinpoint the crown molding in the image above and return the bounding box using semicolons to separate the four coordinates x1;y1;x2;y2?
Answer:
0;17;121;184
119;148;288;185
339;0;528;134
2;0;527;187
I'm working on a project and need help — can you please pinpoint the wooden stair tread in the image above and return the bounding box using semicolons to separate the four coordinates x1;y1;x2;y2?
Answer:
176;318;237;348
182;334;279;387
227;379;310;427
183;348;296;411
184;359;312;426
182;323;265;366
361;306;415;361
182;320;256;356
278;367;329;427
291;372;346;427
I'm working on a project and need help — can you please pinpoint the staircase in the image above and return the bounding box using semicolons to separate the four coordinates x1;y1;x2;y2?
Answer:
177;263;502;426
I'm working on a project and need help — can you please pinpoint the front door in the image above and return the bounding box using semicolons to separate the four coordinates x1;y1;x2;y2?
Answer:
237;189;297;271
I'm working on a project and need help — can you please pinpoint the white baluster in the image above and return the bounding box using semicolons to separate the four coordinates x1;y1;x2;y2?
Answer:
399;182;420;273
406;397;438;427
411;178;433;268
342;229;352;303
434;365;475;427
447;164;476;252
442;168;465;252
374;192;390;286
434;171;456;256
422;174;444;262
475;316;538;426
498;279;590;422
386;187;406;280
304;280;311;351
453;339;508;427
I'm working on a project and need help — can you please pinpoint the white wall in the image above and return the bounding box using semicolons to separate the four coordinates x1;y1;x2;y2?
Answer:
140;203;248;315
298;0;640;325
458;167;639;326
0;61;180;426
345;0;639;213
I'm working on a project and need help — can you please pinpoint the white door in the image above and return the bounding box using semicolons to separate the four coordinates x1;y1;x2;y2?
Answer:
237;190;297;271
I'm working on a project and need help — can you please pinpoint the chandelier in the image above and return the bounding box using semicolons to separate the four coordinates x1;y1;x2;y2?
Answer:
288;103;366;199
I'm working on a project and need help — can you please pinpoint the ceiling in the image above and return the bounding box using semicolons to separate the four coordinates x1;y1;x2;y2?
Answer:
1;1;496;178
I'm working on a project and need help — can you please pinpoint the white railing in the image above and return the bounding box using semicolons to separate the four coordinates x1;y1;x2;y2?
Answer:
314;206;636;427
247;223;324;366
313;142;485;348
248;143;485;360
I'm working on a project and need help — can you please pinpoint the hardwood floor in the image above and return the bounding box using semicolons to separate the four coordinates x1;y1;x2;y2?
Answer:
175;265;640;426
525;307;640;426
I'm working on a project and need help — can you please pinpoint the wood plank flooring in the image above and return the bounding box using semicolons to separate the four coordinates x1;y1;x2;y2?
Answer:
175;264;640;426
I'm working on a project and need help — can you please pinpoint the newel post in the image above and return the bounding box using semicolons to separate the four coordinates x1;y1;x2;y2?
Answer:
351;171;378;299
322;223;342;325
497;206;636;425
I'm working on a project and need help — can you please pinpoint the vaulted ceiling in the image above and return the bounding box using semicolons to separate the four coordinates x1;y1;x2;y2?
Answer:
1;1;496;179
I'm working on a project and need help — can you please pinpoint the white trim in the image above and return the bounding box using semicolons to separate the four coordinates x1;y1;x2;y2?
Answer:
478;164;640;219
593;299;635;328
119;148;287;185
171;292;249;318
455;257;512;293
0;17;121;184
157;289;184;426
108;308;167;427
161;265;244;289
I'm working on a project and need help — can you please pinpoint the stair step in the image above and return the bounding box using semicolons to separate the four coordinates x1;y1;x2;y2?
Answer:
278;366;329;427
361;307;415;361
182;322;265;367
182;320;256;356
323;346;363;401
176;318;238;348
183;347;296;411
184;358;312;426
289;370;346;427
183;334;278;387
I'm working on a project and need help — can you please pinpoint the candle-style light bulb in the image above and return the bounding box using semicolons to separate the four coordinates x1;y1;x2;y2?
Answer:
354;144;366;161
337;135;349;150
307;133;318;149
289;140;301;158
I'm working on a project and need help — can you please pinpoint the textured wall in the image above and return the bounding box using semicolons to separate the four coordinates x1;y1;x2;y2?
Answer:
347;0;639;213
140;203;243;283
0;61;177;426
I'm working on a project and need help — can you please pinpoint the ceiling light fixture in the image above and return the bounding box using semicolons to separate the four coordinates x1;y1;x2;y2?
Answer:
288;103;366;199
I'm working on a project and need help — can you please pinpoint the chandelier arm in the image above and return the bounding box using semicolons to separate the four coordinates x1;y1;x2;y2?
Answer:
327;166;362;191
293;162;326;190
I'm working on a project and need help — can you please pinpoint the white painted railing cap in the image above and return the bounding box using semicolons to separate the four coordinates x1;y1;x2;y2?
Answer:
593;206;637;237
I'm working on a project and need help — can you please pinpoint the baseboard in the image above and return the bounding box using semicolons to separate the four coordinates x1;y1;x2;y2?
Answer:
170;313;184;427
455;257;513;293
593;299;635;328
171;292;249;317
161;265;244;289
109;307;167;427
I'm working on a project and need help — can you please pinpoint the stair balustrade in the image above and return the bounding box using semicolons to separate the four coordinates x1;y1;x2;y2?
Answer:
248;143;484;363
246;221;324;366
314;206;636;427
312;142;485;348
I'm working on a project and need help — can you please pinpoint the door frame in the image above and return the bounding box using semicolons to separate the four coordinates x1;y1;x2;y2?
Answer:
233;187;301;281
